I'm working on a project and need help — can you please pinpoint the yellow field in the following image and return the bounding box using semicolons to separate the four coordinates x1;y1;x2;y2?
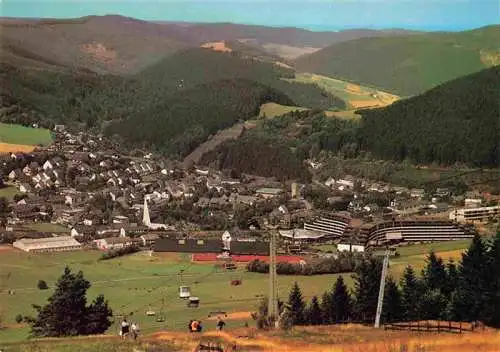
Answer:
0;142;37;153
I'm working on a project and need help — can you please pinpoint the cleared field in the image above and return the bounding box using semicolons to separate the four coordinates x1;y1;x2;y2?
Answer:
0;142;37;154
259;102;307;118
0;123;52;146
0;185;21;200
0;240;471;343
0;250;347;342
286;73;399;110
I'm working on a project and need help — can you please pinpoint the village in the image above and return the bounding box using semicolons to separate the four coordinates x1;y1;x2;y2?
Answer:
0;126;498;256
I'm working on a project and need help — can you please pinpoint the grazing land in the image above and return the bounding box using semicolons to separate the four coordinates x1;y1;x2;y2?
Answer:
286;73;399;110
259;102;308;118
0;123;53;146
0;240;472;343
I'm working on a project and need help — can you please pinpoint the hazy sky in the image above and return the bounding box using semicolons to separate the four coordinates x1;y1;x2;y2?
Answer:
2;0;498;31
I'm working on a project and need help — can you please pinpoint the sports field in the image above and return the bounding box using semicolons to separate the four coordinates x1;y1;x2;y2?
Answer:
0;123;52;153
0;240;470;343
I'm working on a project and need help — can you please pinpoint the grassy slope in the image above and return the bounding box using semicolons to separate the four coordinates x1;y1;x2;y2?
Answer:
287;73;399;109
0;123;52;146
295;26;500;96
0;241;471;342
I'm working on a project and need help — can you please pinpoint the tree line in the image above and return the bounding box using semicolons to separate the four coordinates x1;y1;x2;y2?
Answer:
247;252;363;275
261;233;500;329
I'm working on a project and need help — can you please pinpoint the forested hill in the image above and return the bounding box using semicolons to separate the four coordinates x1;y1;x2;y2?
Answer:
137;48;345;110
358;66;500;167
295;26;500;96
105;79;293;157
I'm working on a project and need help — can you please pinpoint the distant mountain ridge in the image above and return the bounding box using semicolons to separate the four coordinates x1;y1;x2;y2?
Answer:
0;14;421;74
295;25;500;96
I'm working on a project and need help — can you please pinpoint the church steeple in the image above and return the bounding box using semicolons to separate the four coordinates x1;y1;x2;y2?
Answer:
143;196;151;226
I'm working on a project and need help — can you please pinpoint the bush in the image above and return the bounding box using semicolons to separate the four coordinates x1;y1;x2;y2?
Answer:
37;280;48;290
15;314;23;324
99;245;140;260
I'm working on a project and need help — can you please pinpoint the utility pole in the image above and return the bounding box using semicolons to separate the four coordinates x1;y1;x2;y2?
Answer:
267;224;279;328
374;248;390;328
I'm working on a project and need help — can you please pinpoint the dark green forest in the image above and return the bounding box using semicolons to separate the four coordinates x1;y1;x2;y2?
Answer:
105;79;294;157
202;66;499;180
1;48;344;157
200;131;311;182
358;66;499;167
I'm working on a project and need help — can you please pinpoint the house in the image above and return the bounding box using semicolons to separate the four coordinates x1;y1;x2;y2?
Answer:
19;184;31;193
43;160;53;170
410;188;425;199
324;177;336;188
255;188;283;199
140;233;160;247
94;236;138;251
337;243;365;253
336;177;355;190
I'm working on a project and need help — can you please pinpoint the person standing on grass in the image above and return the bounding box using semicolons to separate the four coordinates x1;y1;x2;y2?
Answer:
120;318;130;339
131;322;139;340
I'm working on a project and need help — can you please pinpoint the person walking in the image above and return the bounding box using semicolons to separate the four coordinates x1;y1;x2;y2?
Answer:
131;322;139;340
120;318;130;339
216;317;226;331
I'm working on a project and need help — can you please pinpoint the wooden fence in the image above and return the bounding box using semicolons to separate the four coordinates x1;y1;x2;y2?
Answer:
384;320;484;334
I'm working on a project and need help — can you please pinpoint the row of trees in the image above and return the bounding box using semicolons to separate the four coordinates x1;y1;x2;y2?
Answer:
270;233;500;328
247;252;363;276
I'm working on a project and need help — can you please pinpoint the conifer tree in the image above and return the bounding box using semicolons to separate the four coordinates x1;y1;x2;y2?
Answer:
331;276;352;323
443;259;458;299
306;296;323;325
382;276;403;323
451;234;488;321
400;265;423;321
287;282;306;326
320;290;333;324
84;295;113;335
353;257;382;322
484;232;500;327
422;251;447;291
29;267;112;337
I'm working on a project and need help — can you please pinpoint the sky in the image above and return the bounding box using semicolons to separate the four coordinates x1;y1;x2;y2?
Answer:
1;0;499;31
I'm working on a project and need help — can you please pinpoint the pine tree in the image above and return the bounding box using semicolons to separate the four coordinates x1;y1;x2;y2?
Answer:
331;276;352;323
484;232;500;327
422;251;447;291
353;257;382;322
320;290;333;324
400;265;423;321
287;282;306;326
420;251;449;319
306;296;323;325
84;295;113;335
443;259;458;299
29;267;112;337
451;234;488;322
382;276;403;323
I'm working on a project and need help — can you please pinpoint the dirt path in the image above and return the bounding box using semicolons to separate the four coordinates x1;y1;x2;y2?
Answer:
182;123;245;168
